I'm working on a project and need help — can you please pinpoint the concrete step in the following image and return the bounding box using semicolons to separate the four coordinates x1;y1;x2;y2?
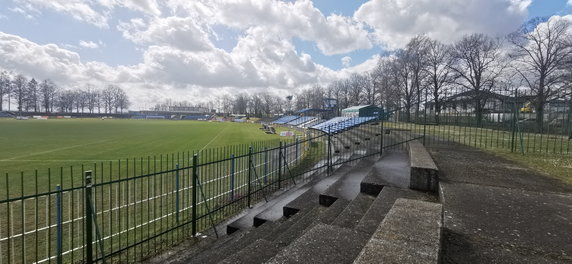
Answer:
355;186;437;235
331;193;376;229
354;199;443;264
145;235;218;264
184;219;279;264
283;160;357;215
221;203;329;264
267;224;370;264
316;198;351;225
273;205;328;247
220;239;279;264
360;150;410;196
319;157;376;206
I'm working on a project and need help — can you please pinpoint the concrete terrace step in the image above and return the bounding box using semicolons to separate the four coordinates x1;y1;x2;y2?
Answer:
227;199;355;264
227;154;352;233
220;239;279;264
360;150;410;196
184;220;280;264
267;223;370;264
319;157;376;206
355;186;437;235
354;199;443;264
331;193;375;229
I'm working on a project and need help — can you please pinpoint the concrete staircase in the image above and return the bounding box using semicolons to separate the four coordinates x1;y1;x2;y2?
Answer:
146;129;443;264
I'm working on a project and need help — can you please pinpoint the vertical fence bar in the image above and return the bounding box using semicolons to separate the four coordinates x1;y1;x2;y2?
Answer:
264;148;268;184
295;139;299;164
278;142;282;189
56;185;63;264
84;171;93;264
247;147;252;208
192;155;197;237
230;154;235;200
327;127;332;175
175;164;180;223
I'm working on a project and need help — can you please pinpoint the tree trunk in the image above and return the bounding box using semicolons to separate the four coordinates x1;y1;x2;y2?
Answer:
535;104;545;133
475;98;483;127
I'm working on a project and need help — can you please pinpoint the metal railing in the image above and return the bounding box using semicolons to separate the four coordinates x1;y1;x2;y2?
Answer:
0;120;396;264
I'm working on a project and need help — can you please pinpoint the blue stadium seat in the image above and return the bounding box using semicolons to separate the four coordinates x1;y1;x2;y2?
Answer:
311;116;377;134
272;115;300;124
287;116;316;126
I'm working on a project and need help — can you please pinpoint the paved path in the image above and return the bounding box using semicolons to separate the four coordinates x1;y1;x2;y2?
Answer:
429;144;572;263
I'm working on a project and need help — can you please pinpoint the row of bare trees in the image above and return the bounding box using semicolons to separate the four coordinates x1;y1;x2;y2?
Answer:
281;17;572;131
0;72;130;114
371;17;572;129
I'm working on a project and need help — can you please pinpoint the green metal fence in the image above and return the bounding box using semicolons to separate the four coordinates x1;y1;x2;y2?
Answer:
0;121;391;264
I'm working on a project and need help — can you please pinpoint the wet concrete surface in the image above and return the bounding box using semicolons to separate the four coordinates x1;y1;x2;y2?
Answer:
430;143;572;263
371;150;410;188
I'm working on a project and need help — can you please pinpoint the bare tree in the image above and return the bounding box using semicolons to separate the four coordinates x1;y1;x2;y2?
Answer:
348;73;364;106
424;39;453;124
40;79;57;113
85;85;99;113
406;35;430;118
450;34;505;125
26;78;39;112
114;87;130;113
12;74;27;113
510;17;572;131
0;71;11;111
363;73;377;105
57;90;75;112
391;50;416;122
101;85;116;114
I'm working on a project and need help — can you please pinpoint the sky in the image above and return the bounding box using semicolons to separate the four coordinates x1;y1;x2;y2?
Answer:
0;0;571;110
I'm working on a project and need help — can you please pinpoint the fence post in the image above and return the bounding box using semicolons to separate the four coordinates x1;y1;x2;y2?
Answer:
295;138;299;164
278;142;282;189
247;146;252;208
56;185;63;264
263;148;268;184
327;126;332;176
192;155;198;236
511;89;517;153
175;163;180;223
230;154;235;200
379;113;384;156
84;171;94;264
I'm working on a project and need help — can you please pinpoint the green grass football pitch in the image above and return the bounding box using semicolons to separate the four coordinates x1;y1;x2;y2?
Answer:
0;118;290;178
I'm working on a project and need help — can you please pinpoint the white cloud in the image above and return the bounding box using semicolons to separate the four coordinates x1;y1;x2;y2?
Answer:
14;0;162;27
78;40;99;49
118;16;212;51
569;0;572;6
166;0;372;55
341;56;352;68
0;30;378;109
14;0;110;27
0;32;116;84
355;0;531;49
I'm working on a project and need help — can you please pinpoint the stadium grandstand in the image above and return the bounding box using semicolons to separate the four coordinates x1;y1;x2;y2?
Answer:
270;104;383;134
130;105;213;120
0;111;15;118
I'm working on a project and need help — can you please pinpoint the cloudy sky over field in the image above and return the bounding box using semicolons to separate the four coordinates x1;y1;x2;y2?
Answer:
0;0;571;109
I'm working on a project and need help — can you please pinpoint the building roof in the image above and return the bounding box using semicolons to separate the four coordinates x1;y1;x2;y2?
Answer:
295;108;331;114
342;105;374;112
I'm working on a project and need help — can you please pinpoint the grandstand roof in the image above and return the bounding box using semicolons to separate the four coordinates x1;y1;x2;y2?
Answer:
295;108;330;114
342;105;373;112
